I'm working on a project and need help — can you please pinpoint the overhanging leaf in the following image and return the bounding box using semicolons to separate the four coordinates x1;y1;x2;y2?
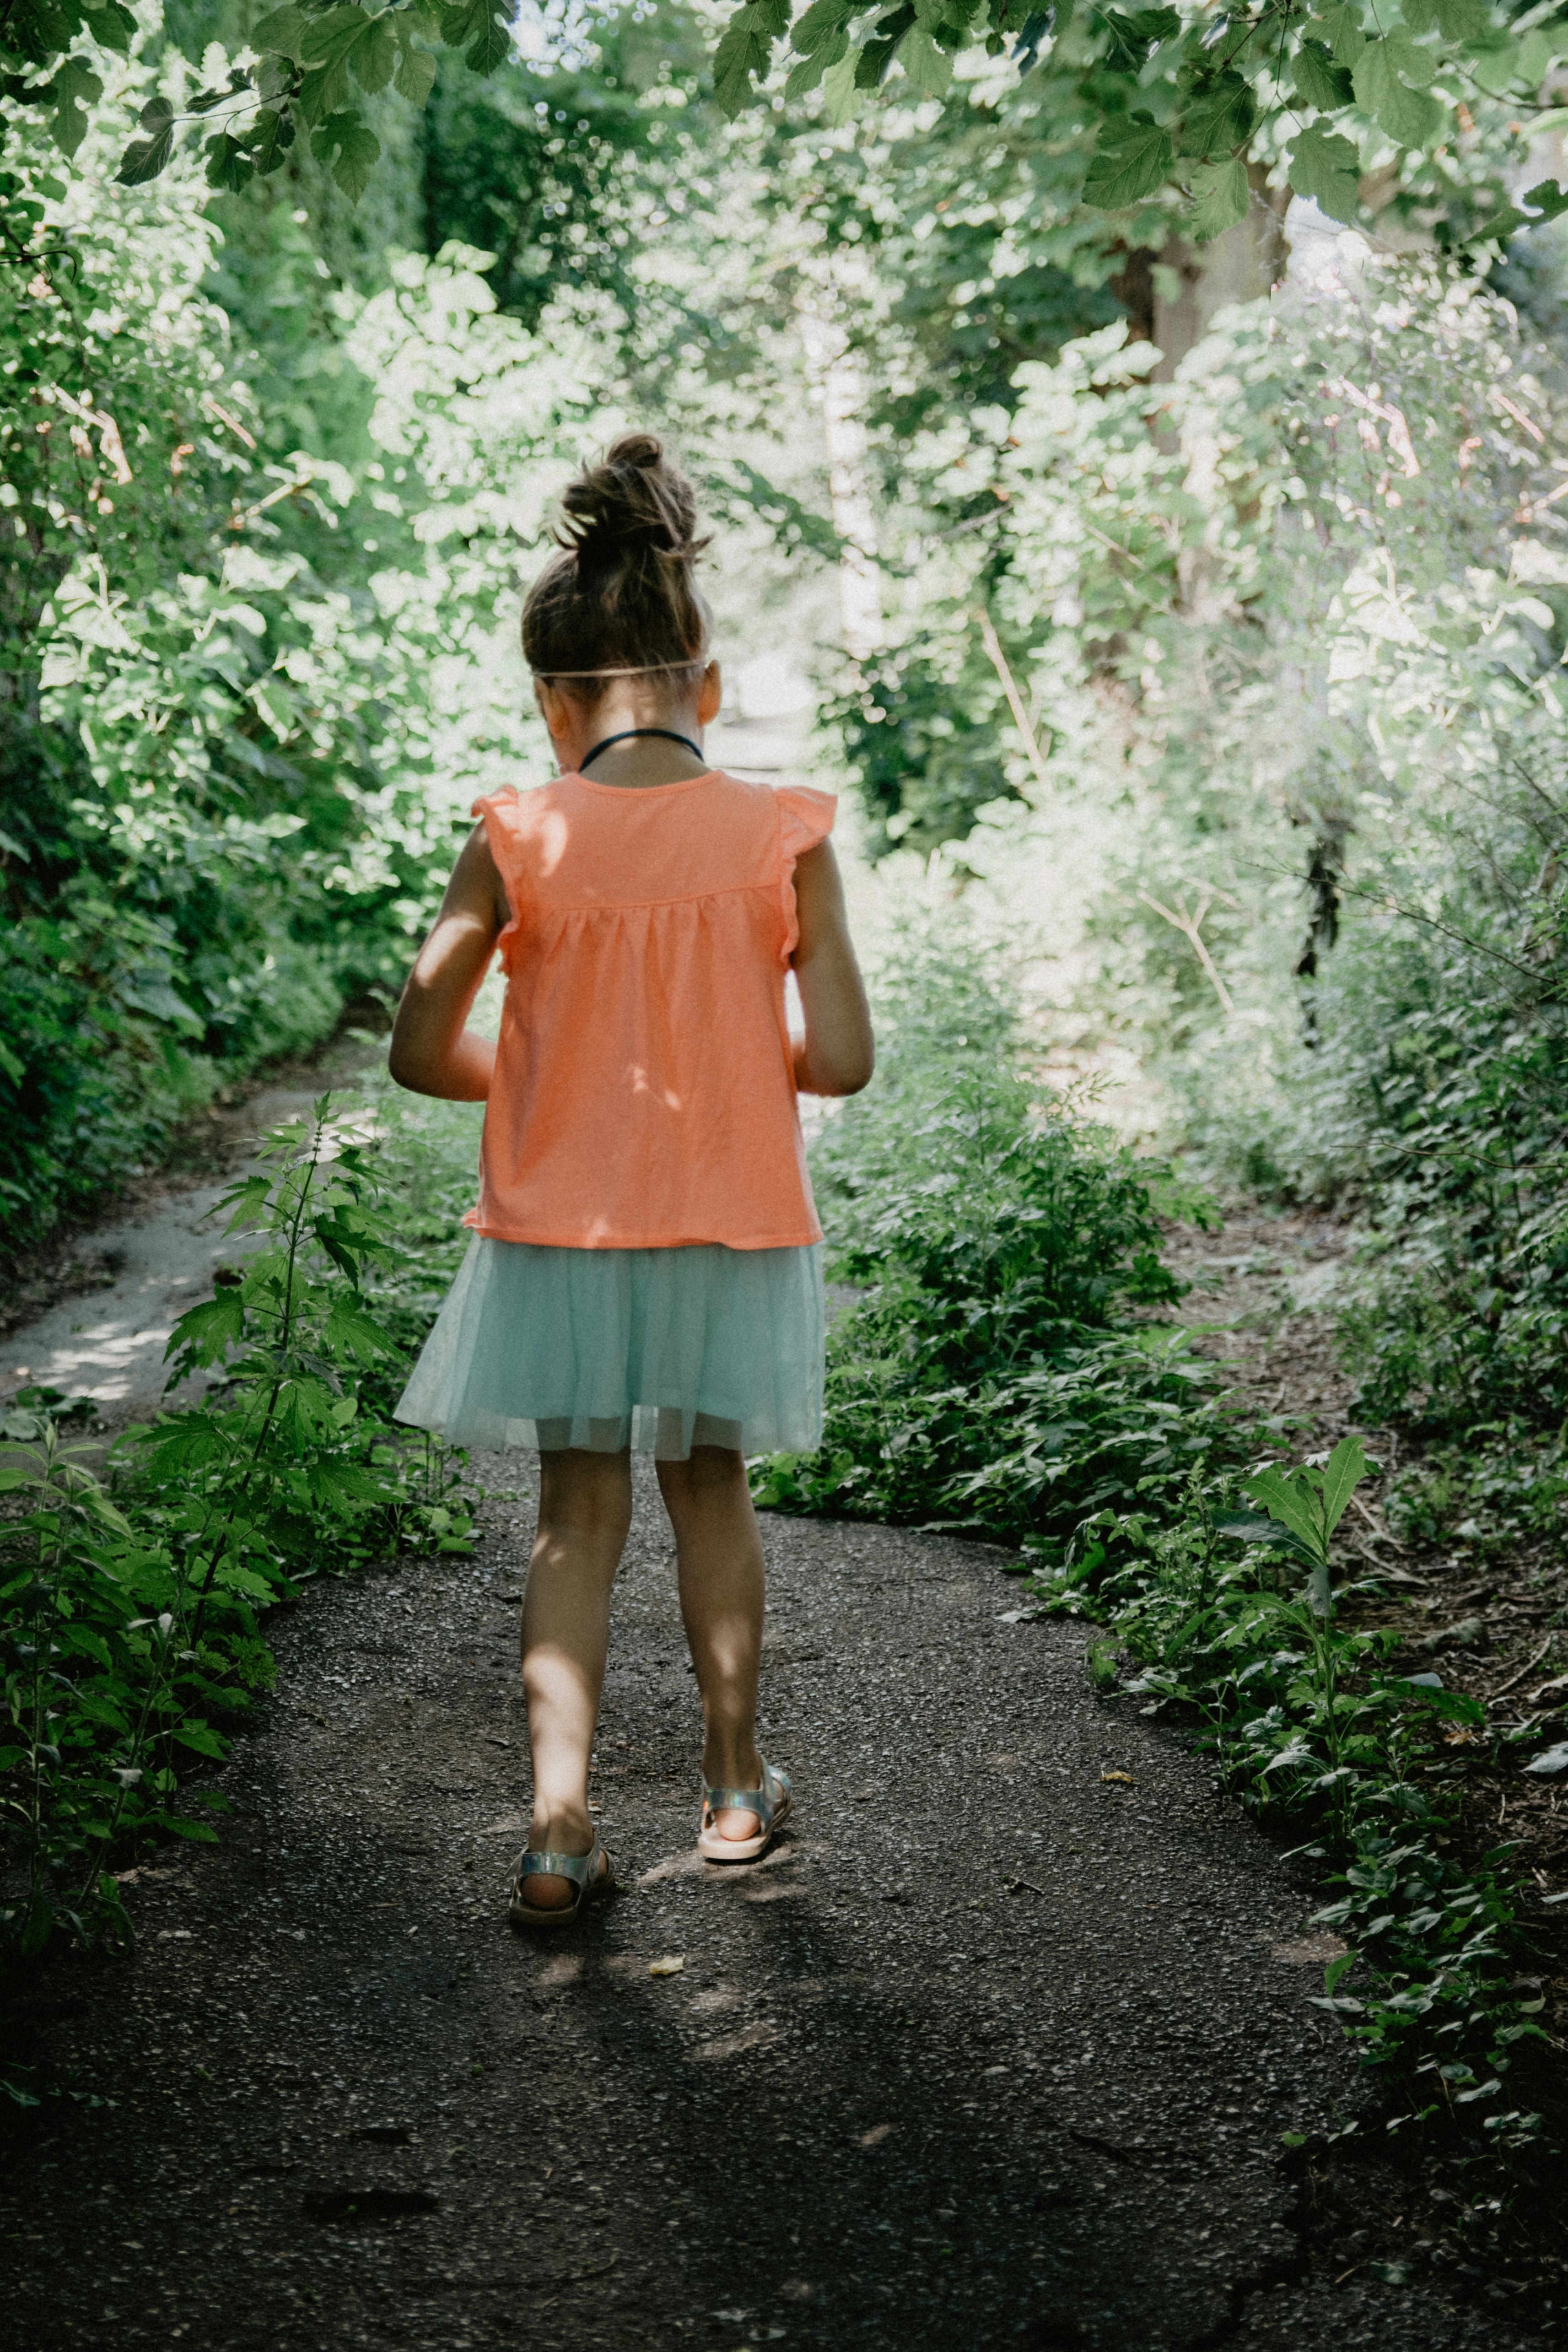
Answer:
1177;70;1254;159
1352;36;1443;147
1309;3;1365;65
312;110;381;200
394;39;437;103
823;43;866;118
114;118;176;185
899;24;952;92
1288;119;1360;221
713;13;775;112
1291;36;1352;111
43;56;102;158
1083;113;1175;210
253;3;310;59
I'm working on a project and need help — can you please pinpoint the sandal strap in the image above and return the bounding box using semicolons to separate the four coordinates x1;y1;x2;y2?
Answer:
704;1759;788;1827
518;1842;599;1886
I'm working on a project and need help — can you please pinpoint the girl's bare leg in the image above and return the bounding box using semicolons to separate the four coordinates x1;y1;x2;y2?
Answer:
518;1447;632;1909
657;1445;767;1841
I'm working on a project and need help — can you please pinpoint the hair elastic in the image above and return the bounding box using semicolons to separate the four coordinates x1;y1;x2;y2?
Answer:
530;655;710;679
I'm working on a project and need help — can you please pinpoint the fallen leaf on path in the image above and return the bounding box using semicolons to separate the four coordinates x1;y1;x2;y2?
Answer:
1101;1770;1135;1786
859;2123;895;2147
1524;1743;1568;1776
1271;1934;1348;1965
648;1954;685;1977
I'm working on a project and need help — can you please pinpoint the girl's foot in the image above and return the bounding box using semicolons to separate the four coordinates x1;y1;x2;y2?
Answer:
509;1832;614;1929
703;1744;765;1843
698;1759;791;1862
515;1814;603;1912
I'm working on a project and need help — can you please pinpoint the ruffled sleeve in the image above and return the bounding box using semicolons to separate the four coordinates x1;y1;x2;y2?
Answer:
776;785;837;963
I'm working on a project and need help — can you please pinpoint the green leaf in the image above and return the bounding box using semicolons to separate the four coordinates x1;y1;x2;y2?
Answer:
899;24;952;91
463;4;515;73
1323;1948;1357;1995
1288;119;1361;221
173;1719;228;1759
43;56;102;158
167;1291;244;1367
1309;4;1365;65
1177;70;1254;160
300;3;372;73
113;119;176;185
351;9;399;92
1399;0;1436;28
82;4;138;55
822;43;865;118
204;132;255;192
714;13;775;111
1317;1435;1367;1540
1189;156;1249;240
1100;5;1179;72
1291;36;1353;111
393;40;437;104
1433;0;1484;36
1083;113;1175;210
1352;36;1444;146
323;1300;399;1361
785;36;841;93
793;0;860;54
312;110;382;199
1243;1465;1327;1563
163;1817;221;1843
248;105;296;173
252;2;309;58
299;2;374;114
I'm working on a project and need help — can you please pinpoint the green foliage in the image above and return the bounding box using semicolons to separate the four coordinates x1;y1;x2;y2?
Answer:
758;931;1242;1535
711;0;1568;243
0;85;610;1254
1;0;514;200
763;932;1540;2136
0;1100;474;1980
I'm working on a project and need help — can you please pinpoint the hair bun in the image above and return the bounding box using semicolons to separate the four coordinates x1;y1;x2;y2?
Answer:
522;432;712;687
558;432;703;571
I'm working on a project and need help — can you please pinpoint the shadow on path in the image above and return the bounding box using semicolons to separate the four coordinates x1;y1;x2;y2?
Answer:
0;1466;1544;2351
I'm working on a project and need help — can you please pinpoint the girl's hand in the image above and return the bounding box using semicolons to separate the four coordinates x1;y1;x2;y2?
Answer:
791;841;874;1097
388;824;507;1101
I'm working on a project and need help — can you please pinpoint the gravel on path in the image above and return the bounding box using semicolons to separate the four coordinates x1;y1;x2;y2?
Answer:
1;1459;1546;2352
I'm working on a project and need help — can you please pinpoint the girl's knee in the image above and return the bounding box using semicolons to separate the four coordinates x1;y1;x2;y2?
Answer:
538;1447;632;1536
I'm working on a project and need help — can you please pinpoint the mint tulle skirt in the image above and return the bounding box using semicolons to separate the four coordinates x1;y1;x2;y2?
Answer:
393;1236;825;1460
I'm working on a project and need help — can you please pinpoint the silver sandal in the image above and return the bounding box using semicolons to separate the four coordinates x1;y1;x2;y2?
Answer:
508;1835;614;1931
697;1759;792;1863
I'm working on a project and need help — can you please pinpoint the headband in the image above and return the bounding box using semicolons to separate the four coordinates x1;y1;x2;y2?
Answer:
530;655;710;679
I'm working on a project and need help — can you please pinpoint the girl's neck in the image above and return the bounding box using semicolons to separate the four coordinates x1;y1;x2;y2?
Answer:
550;692;711;791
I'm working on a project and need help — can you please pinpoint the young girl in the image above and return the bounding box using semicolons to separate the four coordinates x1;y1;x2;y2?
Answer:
387;435;874;1927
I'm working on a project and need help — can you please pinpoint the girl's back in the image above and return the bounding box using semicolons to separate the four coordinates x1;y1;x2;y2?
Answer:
473;767;834;1252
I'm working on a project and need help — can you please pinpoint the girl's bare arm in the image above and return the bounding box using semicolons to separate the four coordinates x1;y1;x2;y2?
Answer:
387;825;507;1101
791;841;875;1097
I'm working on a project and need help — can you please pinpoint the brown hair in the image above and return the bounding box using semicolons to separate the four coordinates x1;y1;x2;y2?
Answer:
522;433;711;693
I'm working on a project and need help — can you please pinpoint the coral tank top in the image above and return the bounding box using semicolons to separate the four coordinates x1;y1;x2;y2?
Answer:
467;770;836;1251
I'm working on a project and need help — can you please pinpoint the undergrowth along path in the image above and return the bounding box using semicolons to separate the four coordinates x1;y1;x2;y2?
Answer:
0;1457;1543;2352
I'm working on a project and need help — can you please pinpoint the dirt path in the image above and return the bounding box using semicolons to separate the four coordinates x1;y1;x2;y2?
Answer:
1;1434;1546;2352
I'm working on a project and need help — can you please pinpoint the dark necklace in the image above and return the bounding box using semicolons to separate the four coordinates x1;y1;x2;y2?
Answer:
578;727;704;774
